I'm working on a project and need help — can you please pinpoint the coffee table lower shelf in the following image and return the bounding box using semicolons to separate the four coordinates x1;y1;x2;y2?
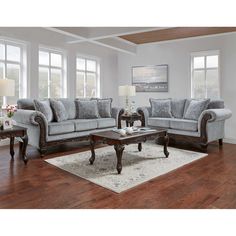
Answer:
89;129;169;174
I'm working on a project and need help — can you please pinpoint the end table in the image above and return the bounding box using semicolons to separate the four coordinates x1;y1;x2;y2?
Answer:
0;125;28;164
120;113;142;127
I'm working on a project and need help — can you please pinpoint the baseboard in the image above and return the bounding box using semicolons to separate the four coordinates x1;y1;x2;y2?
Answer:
223;138;236;144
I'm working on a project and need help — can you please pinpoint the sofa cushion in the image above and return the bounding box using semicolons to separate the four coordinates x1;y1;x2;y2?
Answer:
184;99;210;120
170;118;198;132
76;100;99;119
148;117;171;128
207;99;224;109
48;121;75;135
72;119;97;132
149;98;172;118
17;99;35;110
58;98;77;120
171;99;186;118
96;98;112;118
50;99;68;122
97;118;116;129
34;99;53;122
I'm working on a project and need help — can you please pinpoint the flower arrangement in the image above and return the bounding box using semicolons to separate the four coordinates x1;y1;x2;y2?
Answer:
6;105;17;118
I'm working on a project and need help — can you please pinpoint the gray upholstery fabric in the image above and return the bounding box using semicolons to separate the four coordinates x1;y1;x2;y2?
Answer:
97;118;116;129
72;119;97;132
207;99;224;109
96;98;112;118
184;99;210;120
17;99;35;110
48;121;75;135
137;107;151;126
76;100;99;119
167;128;200;137
34;99;54;122
170;118;198;132
149;98;172;118
171;99;186;118
50;99;68;122
111;107;124;127
207;120;225;142
58;98;77;120
147;117;171;128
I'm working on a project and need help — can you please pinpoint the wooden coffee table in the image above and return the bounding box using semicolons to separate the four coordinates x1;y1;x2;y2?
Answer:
89;128;169;174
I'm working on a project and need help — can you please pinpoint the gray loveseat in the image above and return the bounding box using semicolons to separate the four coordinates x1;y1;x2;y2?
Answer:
14;98;124;157
137;98;232;151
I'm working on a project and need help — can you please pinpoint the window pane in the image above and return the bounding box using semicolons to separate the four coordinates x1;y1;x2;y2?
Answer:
207;55;218;68
39;67;49;98
86;73;96;97
192;70;205;99
0;44;5;60
76;58;85;70
39;51;49;65
51;53;62;67
7;45;21;62
0;62;4;79
6;63;20;105
50;69;62;98
193;56;205;69
87;60;96;72
76;72;85;97
206;69;220;98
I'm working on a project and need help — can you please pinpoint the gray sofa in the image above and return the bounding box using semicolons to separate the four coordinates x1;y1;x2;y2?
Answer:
137;99;232;151
14;98;124;157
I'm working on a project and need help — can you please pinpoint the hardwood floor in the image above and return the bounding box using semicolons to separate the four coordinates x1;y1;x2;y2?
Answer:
0;141;236;209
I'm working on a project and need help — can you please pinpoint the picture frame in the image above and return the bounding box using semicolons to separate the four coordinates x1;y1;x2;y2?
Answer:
2;118;13;130
132;64;168;92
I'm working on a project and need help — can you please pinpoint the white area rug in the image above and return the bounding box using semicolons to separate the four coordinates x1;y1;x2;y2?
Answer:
45;143;207;193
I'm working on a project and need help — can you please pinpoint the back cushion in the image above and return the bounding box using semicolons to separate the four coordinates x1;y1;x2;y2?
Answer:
171;99;186;118
76;100;99;119
17;99;35;110
58;98;77;120
207;99;224;109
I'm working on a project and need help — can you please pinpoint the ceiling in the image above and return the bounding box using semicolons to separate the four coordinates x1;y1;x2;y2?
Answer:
45;27;236;55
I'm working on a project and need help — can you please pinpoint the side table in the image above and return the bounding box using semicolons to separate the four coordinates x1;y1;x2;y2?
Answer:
0;125;28;164
120;113;142;127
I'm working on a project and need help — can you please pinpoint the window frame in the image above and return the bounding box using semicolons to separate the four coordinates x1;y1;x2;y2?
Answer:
191;50;220;99
76;55;100;98
0;39;25;106
38;47;66;98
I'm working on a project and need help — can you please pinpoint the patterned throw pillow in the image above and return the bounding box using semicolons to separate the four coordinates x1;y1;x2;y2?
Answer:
96;98;112;118
184;99;210;120
150;98;172;118
34;99;54;122
76;100;99;119
49;99;68;122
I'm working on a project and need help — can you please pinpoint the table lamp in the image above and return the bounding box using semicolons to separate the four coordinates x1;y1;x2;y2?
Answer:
0;78;15;116
119;85;136;115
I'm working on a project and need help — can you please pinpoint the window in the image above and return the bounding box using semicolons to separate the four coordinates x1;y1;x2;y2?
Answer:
38;49;65;98
0;41;25;107
76;57;100;98
191;51;220;99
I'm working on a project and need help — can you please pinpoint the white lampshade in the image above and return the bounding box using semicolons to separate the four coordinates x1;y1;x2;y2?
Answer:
0;79;15;96
119;85;136;97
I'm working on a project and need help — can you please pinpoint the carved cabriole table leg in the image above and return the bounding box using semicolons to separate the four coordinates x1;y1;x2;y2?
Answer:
10;136;15;160
114;144;125;174
89;138;96;165
21;134;28;164
163;133;169;158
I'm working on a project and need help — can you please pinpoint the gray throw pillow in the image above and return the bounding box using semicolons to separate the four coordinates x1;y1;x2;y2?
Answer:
184;99;210;120
34;99;53;122
96;98;112;118
171;99;186;118
150;98;172;118
50;99;68;122
76;100;99;119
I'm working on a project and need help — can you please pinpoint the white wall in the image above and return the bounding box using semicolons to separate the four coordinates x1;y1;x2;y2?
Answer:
117;33;236;142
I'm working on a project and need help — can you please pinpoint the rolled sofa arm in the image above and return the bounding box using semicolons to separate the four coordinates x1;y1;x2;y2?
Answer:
199;108;232;122
111;107;125;128
137;107;151;126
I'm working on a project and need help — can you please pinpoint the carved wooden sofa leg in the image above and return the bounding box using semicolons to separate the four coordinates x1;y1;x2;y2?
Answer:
219;139;223;146
39;148;47;158
200;143;208;153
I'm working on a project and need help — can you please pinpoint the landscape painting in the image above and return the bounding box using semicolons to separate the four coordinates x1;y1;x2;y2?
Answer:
132;64;168;92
